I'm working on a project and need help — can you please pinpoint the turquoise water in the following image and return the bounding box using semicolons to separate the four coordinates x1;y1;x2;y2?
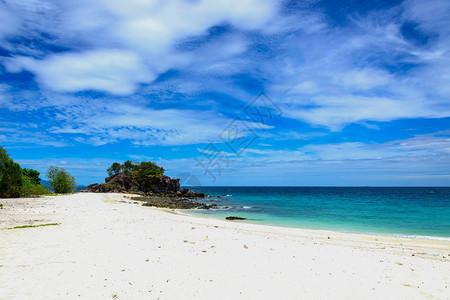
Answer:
185;187;450;240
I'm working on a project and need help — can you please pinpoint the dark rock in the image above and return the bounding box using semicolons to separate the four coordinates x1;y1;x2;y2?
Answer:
225;216;247;220
87;173;181;194
179;189;206;198
136;196;216;209
87;171;208;209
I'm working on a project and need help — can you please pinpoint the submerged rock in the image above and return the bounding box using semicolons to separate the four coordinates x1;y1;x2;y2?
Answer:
225;216;247;220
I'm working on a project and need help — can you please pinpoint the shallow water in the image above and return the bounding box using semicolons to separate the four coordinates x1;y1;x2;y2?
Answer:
185;187;450;239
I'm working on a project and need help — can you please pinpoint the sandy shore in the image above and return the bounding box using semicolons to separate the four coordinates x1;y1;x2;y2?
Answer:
0;193;449;299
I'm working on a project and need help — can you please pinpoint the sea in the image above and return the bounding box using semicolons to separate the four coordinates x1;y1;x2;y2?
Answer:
184;186;450;240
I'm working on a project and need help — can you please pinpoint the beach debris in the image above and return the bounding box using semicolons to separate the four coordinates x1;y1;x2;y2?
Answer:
225;216;247;220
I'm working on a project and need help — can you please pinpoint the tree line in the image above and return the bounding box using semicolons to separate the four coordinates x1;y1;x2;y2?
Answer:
107;160;165;178
0;146;77;197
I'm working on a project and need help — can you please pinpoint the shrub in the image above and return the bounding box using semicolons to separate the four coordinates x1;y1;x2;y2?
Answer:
0;146;23;198
46;166;76;193
21;174;48;196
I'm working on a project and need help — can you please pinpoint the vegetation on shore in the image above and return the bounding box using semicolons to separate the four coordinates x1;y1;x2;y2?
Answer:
46;165;77;193
0;146;23;197
1;146;47;197
0;146;77;197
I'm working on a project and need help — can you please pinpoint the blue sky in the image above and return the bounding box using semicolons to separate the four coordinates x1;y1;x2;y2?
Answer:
1;0;449;186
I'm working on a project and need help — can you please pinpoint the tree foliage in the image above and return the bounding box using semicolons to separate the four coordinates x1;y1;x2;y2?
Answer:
0;146;48;197
21;174;47;196
107;161;165;178
46;166;76;193
107;162;122;176
0;146;23;198
22;168;41;185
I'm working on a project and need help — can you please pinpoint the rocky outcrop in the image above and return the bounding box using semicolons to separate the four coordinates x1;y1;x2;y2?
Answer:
87;173;180;195
87;173;207;205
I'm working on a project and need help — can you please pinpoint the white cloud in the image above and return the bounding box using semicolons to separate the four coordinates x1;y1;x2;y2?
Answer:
264;0;450;130
402;0;450;31
0;3;20;40
2;0;280;95
45;98;246;146
7;50;155;95
283;95;446;131
334;68;390;91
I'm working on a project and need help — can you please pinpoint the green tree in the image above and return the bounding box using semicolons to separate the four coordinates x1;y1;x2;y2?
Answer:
0;146;23;198
137;161;165;178
46;166;76;193
22;168;41;185
122;160;134;174
107;162;122;176
107;161;165;179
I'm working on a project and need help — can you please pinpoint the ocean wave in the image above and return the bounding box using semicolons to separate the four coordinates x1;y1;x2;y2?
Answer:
211;206;232;211
392;234;450;242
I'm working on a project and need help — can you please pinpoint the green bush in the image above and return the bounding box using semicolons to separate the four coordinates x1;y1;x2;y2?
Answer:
0;146;23;198
46;166;76;193
21;174;48;196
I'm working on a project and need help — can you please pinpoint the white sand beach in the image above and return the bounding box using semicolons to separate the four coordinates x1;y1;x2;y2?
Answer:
0;193;449;299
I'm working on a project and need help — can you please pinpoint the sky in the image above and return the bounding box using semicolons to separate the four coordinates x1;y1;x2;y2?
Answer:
0;0;449;186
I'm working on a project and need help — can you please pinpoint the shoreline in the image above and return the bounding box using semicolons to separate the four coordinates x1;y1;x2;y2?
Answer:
181;209;450;243
1;193;449;299
174;209;450;260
